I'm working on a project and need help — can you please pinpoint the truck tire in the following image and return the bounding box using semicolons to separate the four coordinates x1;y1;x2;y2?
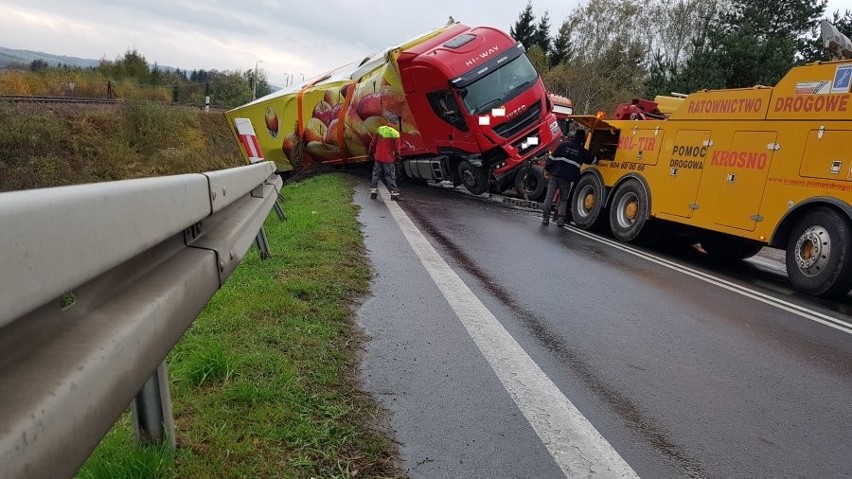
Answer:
785;207;852;298
514;165;546;201
571;174;606;231
609;179;649;242
458;160;488;195
700;235;763;261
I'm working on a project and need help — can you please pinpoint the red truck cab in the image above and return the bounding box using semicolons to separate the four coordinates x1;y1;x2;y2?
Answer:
396;24;561;195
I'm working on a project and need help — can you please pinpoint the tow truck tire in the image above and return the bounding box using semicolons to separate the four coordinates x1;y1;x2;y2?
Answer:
700;235;763;261
571;174;606;231
785;207;852;298
458;160;488;195
609;179;649;242
514;165;547;201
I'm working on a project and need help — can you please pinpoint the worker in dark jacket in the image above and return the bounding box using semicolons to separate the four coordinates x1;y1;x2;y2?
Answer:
542;128;596;226
369;115;402;200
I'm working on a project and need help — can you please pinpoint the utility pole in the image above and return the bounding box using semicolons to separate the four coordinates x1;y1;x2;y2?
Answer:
251;60;264;101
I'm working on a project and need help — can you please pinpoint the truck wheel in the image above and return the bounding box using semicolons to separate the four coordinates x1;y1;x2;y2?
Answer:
700;235;764;261
514;165;546;201
571;174;606;231
785;207;852;298
609;180;649;242
458;160;488;195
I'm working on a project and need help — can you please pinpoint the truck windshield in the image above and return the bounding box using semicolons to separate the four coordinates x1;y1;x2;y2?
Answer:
457;55;538;115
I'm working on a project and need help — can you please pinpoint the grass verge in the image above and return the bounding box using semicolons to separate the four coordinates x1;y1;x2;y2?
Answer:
77;172;401;478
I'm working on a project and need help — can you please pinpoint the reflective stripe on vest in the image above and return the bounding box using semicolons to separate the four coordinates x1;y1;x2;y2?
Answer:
551;156;581;168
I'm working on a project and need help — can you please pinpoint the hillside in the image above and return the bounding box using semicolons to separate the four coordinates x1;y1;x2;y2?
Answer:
0;100;245;192
0;47;101;69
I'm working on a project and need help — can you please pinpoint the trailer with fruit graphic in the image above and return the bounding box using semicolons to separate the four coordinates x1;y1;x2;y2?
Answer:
225;21;562;198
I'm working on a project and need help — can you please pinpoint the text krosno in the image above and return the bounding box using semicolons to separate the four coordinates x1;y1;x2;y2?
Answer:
669;145;768;170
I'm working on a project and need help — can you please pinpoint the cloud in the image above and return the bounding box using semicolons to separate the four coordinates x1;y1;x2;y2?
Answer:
0;0;588;86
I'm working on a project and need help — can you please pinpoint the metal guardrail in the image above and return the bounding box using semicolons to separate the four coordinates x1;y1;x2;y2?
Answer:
0;162;283;478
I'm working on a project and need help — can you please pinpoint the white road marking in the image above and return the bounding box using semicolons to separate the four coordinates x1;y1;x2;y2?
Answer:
560;224;852;335
378;185;639;478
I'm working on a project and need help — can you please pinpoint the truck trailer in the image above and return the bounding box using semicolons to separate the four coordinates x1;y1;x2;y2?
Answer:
225;21;562;198
568;23;852;299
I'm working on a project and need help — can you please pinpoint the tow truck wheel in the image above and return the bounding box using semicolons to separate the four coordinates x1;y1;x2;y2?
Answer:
609;180;649;242
514;165;547;201
785;207;852;298
571;174;606;231
458;160;488;195
700;235;763;261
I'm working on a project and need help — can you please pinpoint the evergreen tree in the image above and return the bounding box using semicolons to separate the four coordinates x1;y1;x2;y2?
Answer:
550;19;574;66
29;59;48;71
833;9;852;36
510;1;537;49
150;63;162;86
715;0;826;87
534;11;552;56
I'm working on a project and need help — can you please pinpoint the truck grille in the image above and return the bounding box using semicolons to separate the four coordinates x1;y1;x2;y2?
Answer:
492;102;541;139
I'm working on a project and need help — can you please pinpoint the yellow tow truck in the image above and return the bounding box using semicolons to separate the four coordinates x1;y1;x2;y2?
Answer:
569;22;852;298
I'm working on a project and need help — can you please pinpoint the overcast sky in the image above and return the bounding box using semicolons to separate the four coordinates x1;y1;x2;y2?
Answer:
2;0;852;87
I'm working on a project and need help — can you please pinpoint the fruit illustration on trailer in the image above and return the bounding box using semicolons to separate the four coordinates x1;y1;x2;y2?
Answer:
305;141;343;161
356;93;385;119
304;117;328;143
325;119;342;146
299;72;422;162
281;132;298;162
344;124;368;157
312;101;335;126
264;106;279;138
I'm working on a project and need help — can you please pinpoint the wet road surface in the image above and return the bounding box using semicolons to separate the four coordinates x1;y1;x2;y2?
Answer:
354;174;852;478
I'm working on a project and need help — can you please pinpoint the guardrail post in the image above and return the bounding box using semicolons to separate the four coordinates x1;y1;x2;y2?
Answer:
273;201;286;221
131;361;176;448
255;227;271;260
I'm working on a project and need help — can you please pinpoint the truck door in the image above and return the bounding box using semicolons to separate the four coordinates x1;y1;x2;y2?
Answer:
657;130;711;219
424;89;478;153
800;129;852;182
713;131;776;231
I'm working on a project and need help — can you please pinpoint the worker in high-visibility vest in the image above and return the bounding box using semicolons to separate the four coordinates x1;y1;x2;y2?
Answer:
369;116;402;201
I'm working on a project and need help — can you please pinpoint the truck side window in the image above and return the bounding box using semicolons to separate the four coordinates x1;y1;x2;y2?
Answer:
427;90;468;132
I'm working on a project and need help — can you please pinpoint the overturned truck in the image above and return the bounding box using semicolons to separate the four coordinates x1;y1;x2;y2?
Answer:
225;21;563;198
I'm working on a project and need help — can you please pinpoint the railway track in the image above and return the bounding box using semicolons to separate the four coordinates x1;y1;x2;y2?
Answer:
0;95;121;105
0;95;228;111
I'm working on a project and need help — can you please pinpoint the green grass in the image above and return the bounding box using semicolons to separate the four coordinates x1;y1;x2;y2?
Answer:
77;173;401;478
0;100;243;191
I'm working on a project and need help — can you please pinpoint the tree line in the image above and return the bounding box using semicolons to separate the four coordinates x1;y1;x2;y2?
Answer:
1;50;272;108
511;0;852;114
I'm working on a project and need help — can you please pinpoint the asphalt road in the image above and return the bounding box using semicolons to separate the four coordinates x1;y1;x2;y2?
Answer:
354;174;852;479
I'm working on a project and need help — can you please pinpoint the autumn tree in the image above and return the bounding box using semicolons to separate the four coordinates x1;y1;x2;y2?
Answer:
549;0;649;113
